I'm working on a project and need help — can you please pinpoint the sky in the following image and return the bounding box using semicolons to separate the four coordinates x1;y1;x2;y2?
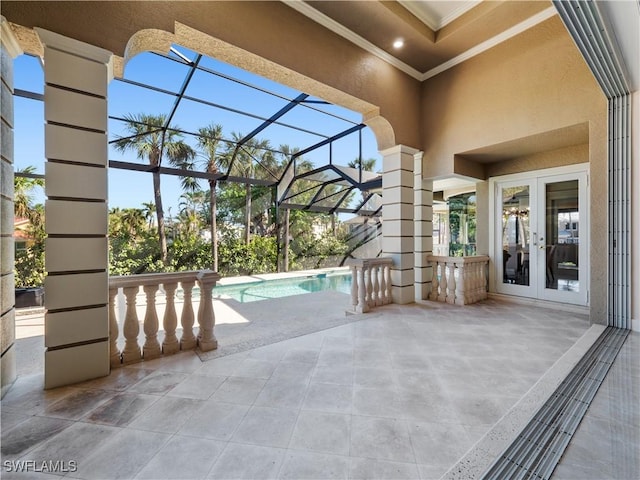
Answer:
13;45;381;216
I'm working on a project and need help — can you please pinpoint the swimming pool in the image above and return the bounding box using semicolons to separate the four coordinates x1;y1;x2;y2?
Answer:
211;272;352;303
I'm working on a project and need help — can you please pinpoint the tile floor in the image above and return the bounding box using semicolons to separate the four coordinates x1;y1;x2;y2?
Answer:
552;330;640;480
0;298;604;479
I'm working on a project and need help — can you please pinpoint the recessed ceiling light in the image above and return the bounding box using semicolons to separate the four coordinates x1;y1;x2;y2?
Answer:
393;38;404;49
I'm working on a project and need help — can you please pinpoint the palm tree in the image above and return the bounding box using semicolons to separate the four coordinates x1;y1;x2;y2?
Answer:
112;113;196;264
14;166;44;222
178;190;206;238
196;123;225;270
225;133;273;244
141;201;156;229
348;156;378;175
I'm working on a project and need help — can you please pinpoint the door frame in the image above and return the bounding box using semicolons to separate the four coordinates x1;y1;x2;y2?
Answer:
489;163;590;306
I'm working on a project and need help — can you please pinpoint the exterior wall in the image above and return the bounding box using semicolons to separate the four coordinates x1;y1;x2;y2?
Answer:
421;16;608;322
1;17;21;398
38;29;112;388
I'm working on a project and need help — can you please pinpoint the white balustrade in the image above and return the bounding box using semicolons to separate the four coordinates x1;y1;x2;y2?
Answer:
426;255;489;305
108;270;221;366
349;258;393;313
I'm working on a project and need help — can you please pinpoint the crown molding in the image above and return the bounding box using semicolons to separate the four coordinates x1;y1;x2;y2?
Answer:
282;2;557;83
399;0;481;31
282;0;423;80
421;6;557;80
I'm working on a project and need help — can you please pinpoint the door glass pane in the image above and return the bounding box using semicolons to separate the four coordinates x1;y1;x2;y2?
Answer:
501;186;530;285
545;180;579;291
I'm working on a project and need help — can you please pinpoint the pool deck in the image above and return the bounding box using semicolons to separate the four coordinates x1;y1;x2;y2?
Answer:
3;276;638;479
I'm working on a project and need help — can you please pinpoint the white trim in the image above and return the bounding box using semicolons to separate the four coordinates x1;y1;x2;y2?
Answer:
488;163;590;307
421;7;558;80
379;144;420;157
282;0;423;80
487;293;590;316
1;16;23;58
35;28;112;64
399;0;481;31
282;2;557;82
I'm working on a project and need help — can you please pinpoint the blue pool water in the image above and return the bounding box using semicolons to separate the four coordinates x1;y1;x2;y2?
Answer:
211;272;352;303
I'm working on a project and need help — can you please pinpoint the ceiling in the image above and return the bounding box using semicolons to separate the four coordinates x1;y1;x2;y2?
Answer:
285;0;556;80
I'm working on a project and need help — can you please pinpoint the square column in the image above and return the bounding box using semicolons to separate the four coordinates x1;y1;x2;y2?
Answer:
36;28;113;389
381;145;418;304
413;151;433;301
0;17;22;398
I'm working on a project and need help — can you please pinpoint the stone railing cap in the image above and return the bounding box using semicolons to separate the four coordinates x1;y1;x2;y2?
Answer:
109;270;220;288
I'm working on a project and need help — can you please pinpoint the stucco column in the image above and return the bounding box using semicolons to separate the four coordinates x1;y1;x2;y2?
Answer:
413;151;433;301
37;29;113;389
381;145;417;304
0;17;22;398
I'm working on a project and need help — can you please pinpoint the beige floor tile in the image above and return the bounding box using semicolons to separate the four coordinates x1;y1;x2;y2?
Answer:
289;411;350;455
178;400;249;440
207;443;285;479
302;382;352;414
349;457;420;480
83;392;159;426
68;428;170;479
210;376;266;405
278;451;350;480
128;396;203;433
350;416;415;464
135;434;225;479
254;377;308;409
165;374;226;400
232;406;298;448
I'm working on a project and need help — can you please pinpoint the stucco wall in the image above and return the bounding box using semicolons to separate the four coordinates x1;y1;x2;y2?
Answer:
421;16;608;322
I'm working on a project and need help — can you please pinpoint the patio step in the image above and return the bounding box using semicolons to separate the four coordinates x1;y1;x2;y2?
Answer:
482;326;629;480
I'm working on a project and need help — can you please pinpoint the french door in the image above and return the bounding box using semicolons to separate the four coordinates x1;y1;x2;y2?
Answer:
492;167;588;305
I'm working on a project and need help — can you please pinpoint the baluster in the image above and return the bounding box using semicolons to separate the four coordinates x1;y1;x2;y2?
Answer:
446;262;456;304
162;282;180;355
197;275;218;351
385;264;392;304
108;287;121;367
142;284;161;359
122;286;142;364
377;264;385;305
466;262;475;303
357;267;367;313
180;280;197;350
429;260;439;301
438;261;447;302
455;262;466;305
473;262;481;302
364;265;373;308
480;260;488;300
350;265;358;312
371;265;380;306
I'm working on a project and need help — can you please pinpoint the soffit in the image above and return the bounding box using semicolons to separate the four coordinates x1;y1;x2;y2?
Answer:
296;1;554;76
456;123;590;163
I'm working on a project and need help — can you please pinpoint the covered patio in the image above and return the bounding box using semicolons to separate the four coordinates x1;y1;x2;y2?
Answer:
1;1;638;478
